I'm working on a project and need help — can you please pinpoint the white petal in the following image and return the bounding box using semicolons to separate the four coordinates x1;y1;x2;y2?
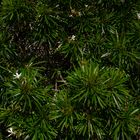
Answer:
71;35;76;40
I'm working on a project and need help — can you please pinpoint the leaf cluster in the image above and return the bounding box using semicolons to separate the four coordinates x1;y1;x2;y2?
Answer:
0;0;140;140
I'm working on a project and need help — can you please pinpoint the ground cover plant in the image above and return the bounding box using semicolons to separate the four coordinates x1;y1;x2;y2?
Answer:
0;0;140;139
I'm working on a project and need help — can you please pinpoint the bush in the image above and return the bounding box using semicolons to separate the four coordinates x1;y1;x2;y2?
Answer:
0;0;140;139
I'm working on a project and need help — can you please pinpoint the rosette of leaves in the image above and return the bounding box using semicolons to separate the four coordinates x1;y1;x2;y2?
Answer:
65;62;139;139
0;61;57;139
49;90;76;140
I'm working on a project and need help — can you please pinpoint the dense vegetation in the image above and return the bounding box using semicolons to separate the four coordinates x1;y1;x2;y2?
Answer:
0;0;140;139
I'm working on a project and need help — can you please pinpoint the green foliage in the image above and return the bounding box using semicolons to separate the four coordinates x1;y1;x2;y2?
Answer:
0;0;140;139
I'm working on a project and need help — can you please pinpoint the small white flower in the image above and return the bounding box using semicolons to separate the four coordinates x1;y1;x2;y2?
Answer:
137;13;140;19
7;127;16;137
68;35;76;43
69;14;73;17
85;5;88;7
101;53;111;58
13;71;21;79
71;35;76;41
